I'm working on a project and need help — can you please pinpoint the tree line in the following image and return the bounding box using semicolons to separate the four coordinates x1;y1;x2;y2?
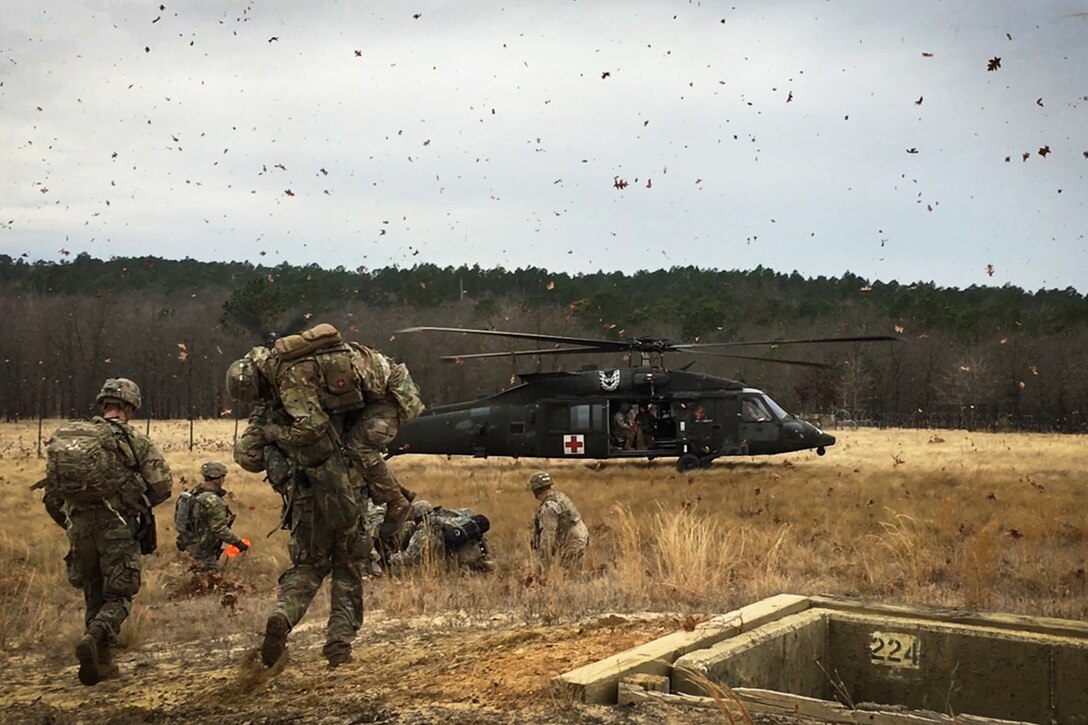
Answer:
1;253;1086;431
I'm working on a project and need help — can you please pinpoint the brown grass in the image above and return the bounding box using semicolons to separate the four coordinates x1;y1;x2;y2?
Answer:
2;420;1087;657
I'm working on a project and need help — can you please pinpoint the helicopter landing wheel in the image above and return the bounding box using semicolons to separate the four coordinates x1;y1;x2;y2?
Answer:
676;454;701;472
816;446;827;456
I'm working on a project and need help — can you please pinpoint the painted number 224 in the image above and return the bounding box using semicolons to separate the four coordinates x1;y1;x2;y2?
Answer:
868;632;921;668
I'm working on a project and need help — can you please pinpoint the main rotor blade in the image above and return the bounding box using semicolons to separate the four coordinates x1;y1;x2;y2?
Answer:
398;326;630;350
438;345;608;362
676;335;903;350
681;349;832;368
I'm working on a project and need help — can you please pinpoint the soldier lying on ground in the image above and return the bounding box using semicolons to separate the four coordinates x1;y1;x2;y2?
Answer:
388;500;495;573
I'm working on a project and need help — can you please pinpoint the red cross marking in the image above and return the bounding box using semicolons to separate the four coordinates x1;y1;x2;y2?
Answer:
563;434;585;455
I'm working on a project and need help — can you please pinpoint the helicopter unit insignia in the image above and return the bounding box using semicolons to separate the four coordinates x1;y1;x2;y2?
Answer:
562;434;585;455
598;369;620;391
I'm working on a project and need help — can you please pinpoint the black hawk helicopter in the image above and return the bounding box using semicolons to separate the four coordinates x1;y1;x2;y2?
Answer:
388;326;899;472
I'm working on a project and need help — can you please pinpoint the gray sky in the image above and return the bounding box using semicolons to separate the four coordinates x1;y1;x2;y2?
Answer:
2;1;1086;292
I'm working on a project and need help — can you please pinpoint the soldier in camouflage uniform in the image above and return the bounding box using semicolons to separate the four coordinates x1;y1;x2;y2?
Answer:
227;344;367;668
176;461;248;571
40;378;173;686
529;471;589;571
389;500;495;573
341;343;419;545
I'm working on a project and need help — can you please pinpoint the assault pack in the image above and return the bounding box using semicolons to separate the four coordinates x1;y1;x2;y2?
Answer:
173;490;201;547
273;324;425;421
45;417;137;503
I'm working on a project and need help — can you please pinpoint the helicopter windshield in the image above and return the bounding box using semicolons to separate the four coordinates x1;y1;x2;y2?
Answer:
741;395;790;422
741;397;774;422
761;395;790;420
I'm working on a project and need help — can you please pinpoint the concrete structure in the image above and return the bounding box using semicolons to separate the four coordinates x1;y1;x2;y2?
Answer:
555;595;1088;725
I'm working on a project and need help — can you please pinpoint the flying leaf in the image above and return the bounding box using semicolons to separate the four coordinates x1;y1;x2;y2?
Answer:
985;264;995;277
546;281;555;290
1038;145;1051;157
987;56;1001;71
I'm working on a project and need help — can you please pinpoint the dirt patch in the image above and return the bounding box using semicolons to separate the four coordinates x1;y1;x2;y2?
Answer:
0;611;685;724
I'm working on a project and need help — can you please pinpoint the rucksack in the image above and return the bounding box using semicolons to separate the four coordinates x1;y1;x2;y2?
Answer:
173;490;201;546
435;509;490;550
46;418;136;503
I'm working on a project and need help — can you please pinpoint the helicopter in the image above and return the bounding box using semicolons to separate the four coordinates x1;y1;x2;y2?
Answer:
387;326;899;472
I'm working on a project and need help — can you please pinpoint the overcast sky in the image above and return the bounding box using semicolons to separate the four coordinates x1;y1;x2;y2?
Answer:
2;1;1086;292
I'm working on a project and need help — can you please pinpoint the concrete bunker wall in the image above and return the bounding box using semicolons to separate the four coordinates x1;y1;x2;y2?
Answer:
671;608;1088;724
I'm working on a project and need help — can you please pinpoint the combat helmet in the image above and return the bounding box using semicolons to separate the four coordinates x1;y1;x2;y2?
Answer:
410;499;434;519
226;346;270;404
528;470;553;491
201;461;228;480
96;377;142;411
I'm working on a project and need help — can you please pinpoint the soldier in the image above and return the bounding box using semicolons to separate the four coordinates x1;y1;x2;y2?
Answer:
340;342;423;546
389;500;495;573
612;403;634;450
175;461;249;571
39;378;172;686
229;346;295;499
228;339;368;669
529;471;589;571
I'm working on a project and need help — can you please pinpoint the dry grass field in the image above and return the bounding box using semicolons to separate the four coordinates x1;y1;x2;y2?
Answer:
1;420;1085;723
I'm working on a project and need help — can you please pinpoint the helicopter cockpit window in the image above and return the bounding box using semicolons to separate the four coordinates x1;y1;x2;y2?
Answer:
762;395;790;421
741;398;774;423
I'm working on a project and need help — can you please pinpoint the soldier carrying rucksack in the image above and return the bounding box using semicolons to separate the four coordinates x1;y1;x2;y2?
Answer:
35;378;173;686
174;460;249;572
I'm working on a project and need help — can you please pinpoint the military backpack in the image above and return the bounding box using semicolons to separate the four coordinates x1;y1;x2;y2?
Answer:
434;508;490;550
173;490;201;546
45;417;137;503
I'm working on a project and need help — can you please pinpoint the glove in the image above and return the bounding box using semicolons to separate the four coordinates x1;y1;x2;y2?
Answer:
224;538;251;557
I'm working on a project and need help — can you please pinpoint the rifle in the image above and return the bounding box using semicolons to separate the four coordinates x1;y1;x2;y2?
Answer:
135;503;158;555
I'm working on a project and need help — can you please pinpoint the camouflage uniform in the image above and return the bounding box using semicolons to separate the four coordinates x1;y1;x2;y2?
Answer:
390;504;494;573
341;344;415;539
530;472;589;570
260;354;367;666
178;477;245;572
234;401;295;496
41;378;172;686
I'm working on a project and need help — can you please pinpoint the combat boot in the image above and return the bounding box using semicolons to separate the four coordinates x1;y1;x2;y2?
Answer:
378;498;411;540
97;640;120;681
75;622;108;686
326;650;353;668
261;612;290;667
324;641;353;669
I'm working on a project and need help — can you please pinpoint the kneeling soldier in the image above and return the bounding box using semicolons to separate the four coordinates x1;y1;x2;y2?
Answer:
175;461;248;571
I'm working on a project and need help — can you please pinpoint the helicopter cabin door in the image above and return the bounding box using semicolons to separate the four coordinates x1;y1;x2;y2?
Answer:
542;401;609;458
